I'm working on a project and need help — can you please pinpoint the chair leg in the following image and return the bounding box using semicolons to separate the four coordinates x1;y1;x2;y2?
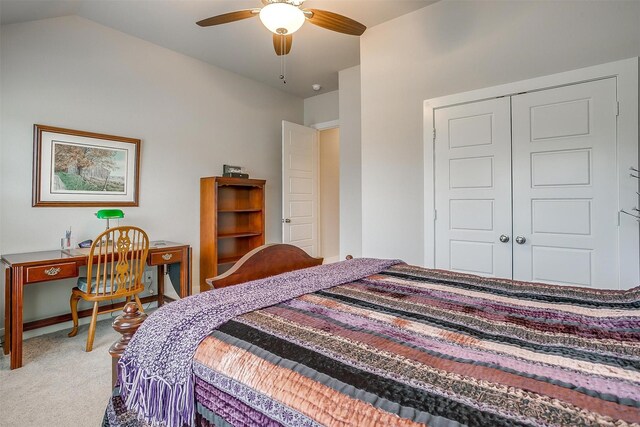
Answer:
134;294;145;313
68;294;80;338
85;301;99;352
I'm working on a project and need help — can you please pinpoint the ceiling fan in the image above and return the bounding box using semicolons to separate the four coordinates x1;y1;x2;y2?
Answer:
196;0;367;56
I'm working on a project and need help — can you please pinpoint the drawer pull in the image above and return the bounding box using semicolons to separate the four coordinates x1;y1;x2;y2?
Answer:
161;254;173;261
44;267;61;276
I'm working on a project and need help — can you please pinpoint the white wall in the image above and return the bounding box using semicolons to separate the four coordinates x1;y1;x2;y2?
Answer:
338;66;362;258
319;128;339;261
303;90;338;126
0;16;302;333
360;0;640;265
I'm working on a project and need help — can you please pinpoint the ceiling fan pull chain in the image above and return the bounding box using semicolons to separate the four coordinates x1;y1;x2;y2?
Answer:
280;35;286;84
279;36;283;80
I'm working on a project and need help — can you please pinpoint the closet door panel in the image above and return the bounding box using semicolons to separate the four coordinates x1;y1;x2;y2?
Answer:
434;98;512;278
512;78;618;287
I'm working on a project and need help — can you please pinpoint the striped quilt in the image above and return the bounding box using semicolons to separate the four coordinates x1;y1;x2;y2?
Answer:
106;264;640;427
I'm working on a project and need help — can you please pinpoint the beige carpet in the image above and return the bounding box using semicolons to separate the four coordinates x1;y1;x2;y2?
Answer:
0;319;118;426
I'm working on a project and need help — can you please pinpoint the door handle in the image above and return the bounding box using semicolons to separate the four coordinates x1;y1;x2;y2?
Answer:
515;236;527;244
499;235;510;243
282;218;291;223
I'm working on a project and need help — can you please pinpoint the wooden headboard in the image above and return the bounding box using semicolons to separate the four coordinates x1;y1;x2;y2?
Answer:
206;243;323;288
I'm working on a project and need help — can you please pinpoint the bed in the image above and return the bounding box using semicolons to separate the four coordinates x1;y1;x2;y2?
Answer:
104;244;640;427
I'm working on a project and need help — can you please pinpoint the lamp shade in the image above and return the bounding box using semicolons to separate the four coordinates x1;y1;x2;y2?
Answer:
95;209;124;220
259;3;305;35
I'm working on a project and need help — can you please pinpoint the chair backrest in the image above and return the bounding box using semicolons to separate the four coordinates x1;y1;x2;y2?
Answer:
85;226;150;297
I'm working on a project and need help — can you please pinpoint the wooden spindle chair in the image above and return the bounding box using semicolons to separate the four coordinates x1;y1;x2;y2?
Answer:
68;226;150;352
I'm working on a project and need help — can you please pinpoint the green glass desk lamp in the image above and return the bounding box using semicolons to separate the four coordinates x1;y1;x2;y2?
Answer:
95;209;124;230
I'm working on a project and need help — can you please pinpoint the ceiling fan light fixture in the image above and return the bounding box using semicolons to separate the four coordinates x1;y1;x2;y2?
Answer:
259;3;305;35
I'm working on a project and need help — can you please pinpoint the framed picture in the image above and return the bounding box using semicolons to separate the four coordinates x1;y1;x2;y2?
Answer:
223;164;243;174
32;125;141;207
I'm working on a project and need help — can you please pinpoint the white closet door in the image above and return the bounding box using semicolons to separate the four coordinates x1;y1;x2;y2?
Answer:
512;78;618;287
435;97;512;278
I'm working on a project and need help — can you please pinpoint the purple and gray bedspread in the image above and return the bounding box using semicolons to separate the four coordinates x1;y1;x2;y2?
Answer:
105;260;640;427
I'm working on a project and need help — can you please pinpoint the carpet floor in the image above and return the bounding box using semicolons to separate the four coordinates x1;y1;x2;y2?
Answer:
0;319;118;426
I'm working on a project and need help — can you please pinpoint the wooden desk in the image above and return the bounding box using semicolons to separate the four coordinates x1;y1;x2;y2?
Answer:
1;241;191;369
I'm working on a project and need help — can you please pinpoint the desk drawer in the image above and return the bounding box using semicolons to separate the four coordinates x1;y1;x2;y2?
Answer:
25;262;78;284
149;250;182;265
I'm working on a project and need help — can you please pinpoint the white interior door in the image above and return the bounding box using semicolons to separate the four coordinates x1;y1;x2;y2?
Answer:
282;120;319;257
512;78;619;287
434;97;513;278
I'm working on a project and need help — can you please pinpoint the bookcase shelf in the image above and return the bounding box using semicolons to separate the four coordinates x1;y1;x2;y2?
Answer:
217;208;263;213
200;177;266;291
217;232;262;239
217;255;244;265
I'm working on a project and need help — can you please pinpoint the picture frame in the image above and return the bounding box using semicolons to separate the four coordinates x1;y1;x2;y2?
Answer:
223;164;243;175
32;124;141;207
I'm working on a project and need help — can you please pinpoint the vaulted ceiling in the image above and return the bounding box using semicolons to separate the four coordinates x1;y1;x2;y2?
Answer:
0;0;436;97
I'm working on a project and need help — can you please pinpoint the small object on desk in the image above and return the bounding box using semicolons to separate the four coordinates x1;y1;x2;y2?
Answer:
78;239;93;248
61;227;75;249
151;240;167;246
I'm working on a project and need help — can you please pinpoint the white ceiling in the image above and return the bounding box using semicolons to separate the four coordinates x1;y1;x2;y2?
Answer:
0;0;436;98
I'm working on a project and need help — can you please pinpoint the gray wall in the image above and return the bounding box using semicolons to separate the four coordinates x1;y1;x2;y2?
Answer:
319;128;340;260
0;16;302;335
303;90;339;126
303;81;363;260
360;0;640;265
338;65;362;258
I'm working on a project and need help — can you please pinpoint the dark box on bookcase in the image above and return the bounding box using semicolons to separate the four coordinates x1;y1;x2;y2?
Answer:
223;172;249;179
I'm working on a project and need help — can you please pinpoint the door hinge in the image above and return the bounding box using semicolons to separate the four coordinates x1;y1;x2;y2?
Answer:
434;209;437;220
433;128;436;143
616;101;620;117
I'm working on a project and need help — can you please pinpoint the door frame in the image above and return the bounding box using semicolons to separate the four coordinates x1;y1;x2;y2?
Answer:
311;120;340;131
423;57;639;288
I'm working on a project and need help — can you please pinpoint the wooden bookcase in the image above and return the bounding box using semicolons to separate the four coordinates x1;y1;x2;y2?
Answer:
200;176;266;292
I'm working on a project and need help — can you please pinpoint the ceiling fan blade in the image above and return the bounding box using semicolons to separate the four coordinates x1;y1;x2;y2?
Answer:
306;9;366;36
273;34;293;56
196;10;257;27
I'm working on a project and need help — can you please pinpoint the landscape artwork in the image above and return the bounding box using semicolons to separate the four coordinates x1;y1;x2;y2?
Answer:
51;141;127;194
33;124;140;207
